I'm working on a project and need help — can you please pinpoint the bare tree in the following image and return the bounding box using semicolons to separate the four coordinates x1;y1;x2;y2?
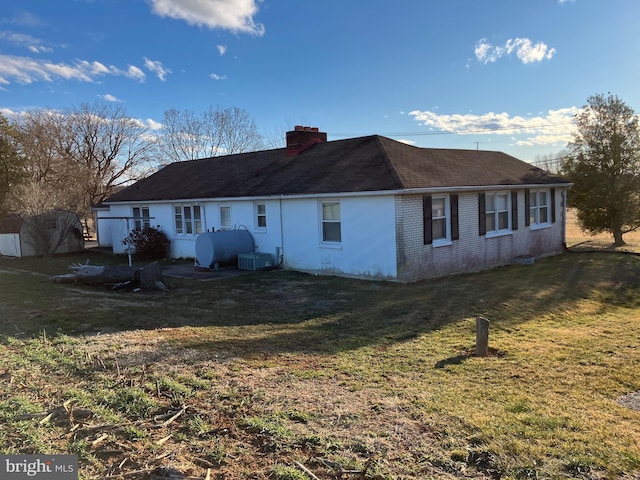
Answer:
63;102;153;214
156;105;263;162
214;106;263;155
0;113;24;216
15;110;83;212
262;116;310;149
532;150;568;174
14;103;153;242
12;181;83;257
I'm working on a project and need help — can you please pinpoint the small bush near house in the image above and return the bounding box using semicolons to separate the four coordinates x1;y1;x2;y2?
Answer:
125;226;170;261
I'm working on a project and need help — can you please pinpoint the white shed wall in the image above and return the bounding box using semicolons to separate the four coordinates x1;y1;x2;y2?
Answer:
0;233;21;257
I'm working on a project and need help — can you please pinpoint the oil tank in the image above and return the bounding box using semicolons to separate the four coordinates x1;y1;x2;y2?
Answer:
195;230;255;268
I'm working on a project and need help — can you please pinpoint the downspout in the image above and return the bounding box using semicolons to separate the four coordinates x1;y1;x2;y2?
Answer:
278;195;285;266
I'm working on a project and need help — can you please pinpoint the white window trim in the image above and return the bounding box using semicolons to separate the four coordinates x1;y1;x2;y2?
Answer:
319;200;342;246
485;191;512;238
432;195;452;247
174;204;203;236
219;205;232;230
529;189;552;230
132;206;151;231
254;202;267;231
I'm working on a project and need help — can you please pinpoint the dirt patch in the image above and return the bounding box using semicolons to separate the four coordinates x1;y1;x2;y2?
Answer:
617;391;640;411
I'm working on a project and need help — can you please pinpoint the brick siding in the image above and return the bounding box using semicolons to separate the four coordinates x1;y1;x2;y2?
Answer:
395;189;566;282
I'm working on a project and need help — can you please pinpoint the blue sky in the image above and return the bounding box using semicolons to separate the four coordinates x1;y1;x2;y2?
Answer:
1;0;638;162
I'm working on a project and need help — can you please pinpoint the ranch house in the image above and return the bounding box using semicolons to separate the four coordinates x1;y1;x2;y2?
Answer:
97;127;571;282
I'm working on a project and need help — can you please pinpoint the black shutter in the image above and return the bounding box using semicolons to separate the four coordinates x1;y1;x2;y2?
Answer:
451;194;459;240
550;188;556;223
524;189;530;227
511;191;518;231
423;195;432;245
478;193;486;236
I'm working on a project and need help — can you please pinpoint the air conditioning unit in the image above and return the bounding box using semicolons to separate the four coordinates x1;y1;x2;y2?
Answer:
238;252;273;271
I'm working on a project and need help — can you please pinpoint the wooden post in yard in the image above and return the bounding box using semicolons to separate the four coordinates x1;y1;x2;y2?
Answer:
476;316;490;357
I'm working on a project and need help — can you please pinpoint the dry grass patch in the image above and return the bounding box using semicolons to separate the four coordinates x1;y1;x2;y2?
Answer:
1;231;640;479
566;208;640;252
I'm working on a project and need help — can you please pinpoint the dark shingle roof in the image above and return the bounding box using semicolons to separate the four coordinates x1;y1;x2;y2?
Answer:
107;135;569;203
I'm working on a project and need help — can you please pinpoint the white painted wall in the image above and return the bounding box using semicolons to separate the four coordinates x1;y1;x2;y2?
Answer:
0;233;21;257
104;200;285;263
281;195;398;280
104;194;398;280
94;208;116;247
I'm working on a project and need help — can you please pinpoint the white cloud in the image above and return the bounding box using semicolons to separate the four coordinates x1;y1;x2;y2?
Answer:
210;73;227;80
28;45;52;53
126;65;146;81
0;54;146;84
144;57;171;81
7;10;46;27
408;108;578;146
0;31;53;53
148;0;264;35
100;93;121;102
145;118;163;130
475;37;556;64
217;44;227;55
0;108;20;118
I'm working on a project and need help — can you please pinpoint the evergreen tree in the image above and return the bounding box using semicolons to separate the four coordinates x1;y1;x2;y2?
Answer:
562;93;640;245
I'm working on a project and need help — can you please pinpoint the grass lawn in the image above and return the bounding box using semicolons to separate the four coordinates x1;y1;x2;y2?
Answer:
1;237;640;478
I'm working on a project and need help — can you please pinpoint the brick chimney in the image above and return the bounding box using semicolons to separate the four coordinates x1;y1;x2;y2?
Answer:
285;126;327;156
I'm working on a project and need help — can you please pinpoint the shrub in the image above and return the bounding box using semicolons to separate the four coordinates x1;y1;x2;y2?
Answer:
124;226;170;261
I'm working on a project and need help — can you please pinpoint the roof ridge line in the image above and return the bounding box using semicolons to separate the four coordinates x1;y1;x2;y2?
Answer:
374;136;410;189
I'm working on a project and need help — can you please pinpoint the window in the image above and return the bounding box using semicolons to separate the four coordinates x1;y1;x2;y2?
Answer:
321;202;341;243
487;193;509;232
423;194;459;245
255;202;267;229
174;205;202;234
132;206;150;231
527;189;555;227
432;197;447;241
479;192;511;236
220;206;231;230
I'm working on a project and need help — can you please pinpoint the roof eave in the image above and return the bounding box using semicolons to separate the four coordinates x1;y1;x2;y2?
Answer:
103;182;572;205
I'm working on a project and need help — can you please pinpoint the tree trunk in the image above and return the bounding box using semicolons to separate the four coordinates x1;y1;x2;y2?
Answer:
613;229;626;246
74;265;137;284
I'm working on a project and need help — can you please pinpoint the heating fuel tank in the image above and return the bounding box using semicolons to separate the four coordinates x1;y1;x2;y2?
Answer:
195;230;255;268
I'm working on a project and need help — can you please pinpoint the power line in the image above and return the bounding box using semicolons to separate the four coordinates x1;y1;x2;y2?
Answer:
332;120;577;139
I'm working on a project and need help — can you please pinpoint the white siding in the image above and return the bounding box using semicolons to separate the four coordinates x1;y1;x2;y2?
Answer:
0;233;21;257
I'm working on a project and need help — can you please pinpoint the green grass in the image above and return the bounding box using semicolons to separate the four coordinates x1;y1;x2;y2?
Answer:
0;251;639;478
